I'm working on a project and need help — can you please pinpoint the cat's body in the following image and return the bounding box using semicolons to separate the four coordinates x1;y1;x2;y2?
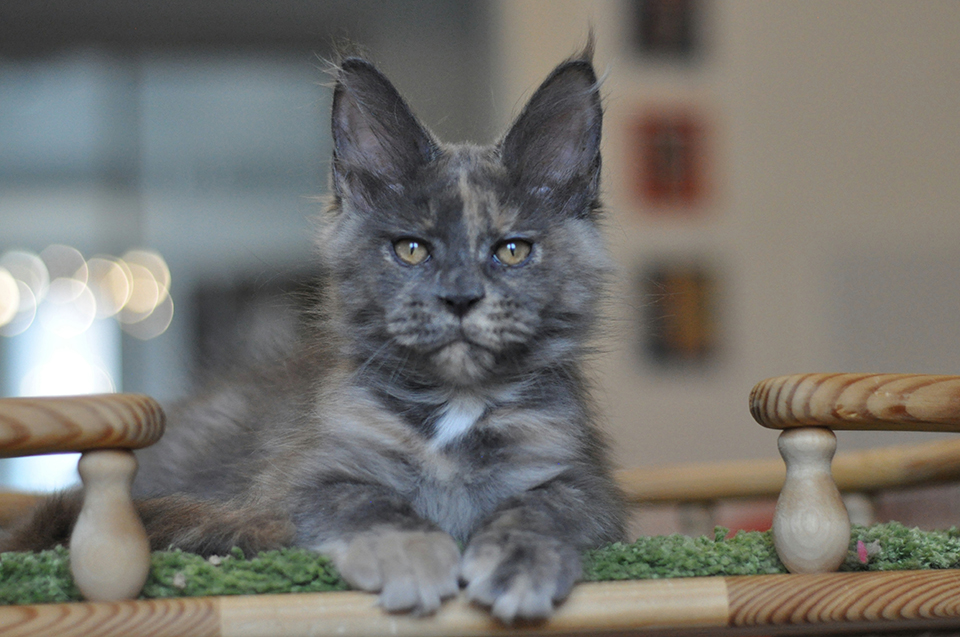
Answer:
3;47;626;622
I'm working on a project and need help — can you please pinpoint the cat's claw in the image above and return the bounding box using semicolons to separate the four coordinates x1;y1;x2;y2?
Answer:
460;530;581;623
327;529;461;615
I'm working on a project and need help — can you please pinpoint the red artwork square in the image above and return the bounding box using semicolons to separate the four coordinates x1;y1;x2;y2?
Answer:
631;111;707;208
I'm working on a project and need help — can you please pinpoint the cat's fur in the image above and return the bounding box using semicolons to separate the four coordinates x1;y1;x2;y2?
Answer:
2;47;625;622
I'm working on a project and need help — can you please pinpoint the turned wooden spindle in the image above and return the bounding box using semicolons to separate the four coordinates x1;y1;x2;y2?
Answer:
750;373;960;574
71;449;152;601
772;428;849;573
0;394;164;601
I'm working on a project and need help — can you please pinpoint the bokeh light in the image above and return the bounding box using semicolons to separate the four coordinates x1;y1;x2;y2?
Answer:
19;349;116;396
38;278;97;338
0;250;49;303
0;245;173;340
87;257;132;319
121;291;175;341
0;282;37;337
119;262;161;321
40;244;87;289
0;267;20;328
123;249;171;303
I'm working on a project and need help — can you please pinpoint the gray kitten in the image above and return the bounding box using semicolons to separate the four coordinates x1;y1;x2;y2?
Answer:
4;47;625;622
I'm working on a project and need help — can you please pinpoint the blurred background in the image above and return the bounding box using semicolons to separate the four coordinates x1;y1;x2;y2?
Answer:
0;1;958;531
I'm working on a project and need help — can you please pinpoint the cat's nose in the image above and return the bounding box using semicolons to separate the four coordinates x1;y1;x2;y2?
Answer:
441;292;484;318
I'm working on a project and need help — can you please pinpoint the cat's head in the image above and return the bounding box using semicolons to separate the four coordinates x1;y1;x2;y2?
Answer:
319;49;609;389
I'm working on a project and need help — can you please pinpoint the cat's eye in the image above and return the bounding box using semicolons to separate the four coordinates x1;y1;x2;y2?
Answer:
393;238;430;266
493;239;533;267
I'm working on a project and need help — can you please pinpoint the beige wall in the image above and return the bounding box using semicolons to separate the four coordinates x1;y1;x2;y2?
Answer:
492;1;960;469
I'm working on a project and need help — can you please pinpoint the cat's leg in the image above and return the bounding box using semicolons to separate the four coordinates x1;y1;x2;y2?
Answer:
460;477;624;623
293;482;460;615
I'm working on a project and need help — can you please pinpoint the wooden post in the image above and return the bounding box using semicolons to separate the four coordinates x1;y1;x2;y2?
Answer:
0;394;165;601
70;449;152;601
749;373;960;574
772;427;849;573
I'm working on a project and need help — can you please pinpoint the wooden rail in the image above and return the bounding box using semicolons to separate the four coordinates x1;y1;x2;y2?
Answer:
748;373;960;575
751;373;960;431
6;379;960;635
3;571;960;636
0;394;165;602
616;437;960;504
0;394;165;457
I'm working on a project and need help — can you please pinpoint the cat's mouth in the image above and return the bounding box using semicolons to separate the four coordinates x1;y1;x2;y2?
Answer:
429;325;495;353
430;338;496;385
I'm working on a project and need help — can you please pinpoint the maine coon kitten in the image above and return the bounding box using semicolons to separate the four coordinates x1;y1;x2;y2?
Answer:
2;47;625;622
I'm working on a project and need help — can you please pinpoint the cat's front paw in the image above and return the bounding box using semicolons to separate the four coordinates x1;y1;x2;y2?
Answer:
326;529;461;615
460;529;581;623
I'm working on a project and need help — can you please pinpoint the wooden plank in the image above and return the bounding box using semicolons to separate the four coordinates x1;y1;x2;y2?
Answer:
5;573;960;636
616;456;785;503
617;437;960;503
219;579;729;636
830;437;960;493
750;373;960;431
727;570;960;630
0;394;165;457
0;597;219;637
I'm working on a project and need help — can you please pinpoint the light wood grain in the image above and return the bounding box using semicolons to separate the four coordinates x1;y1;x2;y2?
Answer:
0;394;165;457
616;437;960;503
830;436;960;492
71;450;151;601
727;569;960;629
7;573;960;636
771;428;849;574
750;373;960;431
617;457;787;503
220;579;729;636
0;394;165;602
0;597;218;637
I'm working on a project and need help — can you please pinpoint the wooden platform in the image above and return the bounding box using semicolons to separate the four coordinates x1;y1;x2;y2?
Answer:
4;570;960;636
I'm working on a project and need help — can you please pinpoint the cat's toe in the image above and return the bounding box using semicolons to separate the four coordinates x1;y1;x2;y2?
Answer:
461;530;580;623
331;533;385;591
325;528;460;615
491;579;554;623
379;573;421;612
466;573;554;623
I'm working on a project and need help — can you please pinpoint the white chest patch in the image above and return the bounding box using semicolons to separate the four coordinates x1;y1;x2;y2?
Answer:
431;395;486;449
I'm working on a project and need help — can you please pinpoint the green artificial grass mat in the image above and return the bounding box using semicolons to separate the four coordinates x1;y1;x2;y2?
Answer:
3;522;960;606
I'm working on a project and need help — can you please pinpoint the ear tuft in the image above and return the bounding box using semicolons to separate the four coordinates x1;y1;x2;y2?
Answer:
331;58;436;190
500;51;603;191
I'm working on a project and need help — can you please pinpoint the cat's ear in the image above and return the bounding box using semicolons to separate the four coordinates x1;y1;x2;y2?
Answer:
331;58;437;192
500;53;602;195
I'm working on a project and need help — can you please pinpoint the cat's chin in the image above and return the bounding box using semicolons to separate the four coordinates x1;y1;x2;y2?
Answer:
431;340;496;386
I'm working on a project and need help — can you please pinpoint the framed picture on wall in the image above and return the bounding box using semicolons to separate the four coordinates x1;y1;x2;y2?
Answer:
629;0;703;60
629;109;708;210
637;260;719;367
